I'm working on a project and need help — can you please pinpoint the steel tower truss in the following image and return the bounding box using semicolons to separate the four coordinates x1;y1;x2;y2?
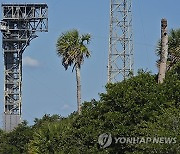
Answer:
0;3;48;131
108;0;133;82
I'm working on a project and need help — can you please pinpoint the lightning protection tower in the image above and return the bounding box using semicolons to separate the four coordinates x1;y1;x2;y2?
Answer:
108;0;133;82
0;3;48;131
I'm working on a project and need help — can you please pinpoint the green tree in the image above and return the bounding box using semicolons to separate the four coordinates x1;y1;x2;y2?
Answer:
0;68;179;154
0;121;33;154
56;29;91;114
28;117;75;154
157;28;180;70
33;114;62;128
59;65;180;153
3;65;178;154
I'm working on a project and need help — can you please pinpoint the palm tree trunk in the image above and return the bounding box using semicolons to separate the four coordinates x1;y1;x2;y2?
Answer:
75;65;81;114
158;19;168;83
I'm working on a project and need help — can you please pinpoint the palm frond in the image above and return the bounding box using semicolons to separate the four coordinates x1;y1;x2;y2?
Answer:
56;29;91;71
156;28;180;70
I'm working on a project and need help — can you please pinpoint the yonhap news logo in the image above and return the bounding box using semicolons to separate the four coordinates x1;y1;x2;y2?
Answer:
98;133;177;148
98;133;112;148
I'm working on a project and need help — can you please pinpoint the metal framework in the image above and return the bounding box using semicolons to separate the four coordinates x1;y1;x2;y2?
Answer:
108;0;133;82
0;3;48;131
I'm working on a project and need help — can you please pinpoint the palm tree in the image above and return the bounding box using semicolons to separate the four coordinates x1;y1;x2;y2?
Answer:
156;28;180;70
56;29;91;114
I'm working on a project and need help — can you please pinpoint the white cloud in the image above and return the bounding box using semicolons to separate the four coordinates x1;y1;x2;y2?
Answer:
23;56;40;67
62;104;70;110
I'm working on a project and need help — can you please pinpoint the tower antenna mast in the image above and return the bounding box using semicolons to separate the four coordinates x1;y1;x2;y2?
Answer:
108;0;133;82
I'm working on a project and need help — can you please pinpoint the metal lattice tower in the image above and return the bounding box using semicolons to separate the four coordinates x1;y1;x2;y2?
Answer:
108;0;133;82
0;3;48;131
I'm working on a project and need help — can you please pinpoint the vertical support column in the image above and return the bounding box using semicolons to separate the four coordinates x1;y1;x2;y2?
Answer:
108;0;133;82
3;49;22;131
158;19;168;84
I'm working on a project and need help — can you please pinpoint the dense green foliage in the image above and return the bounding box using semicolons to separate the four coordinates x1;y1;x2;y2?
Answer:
0;63;179;154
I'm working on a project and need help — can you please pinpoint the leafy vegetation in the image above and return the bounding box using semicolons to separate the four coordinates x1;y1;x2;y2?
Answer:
0;62;179;153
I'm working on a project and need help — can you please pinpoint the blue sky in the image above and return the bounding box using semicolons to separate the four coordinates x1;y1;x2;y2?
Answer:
0;0;179;127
